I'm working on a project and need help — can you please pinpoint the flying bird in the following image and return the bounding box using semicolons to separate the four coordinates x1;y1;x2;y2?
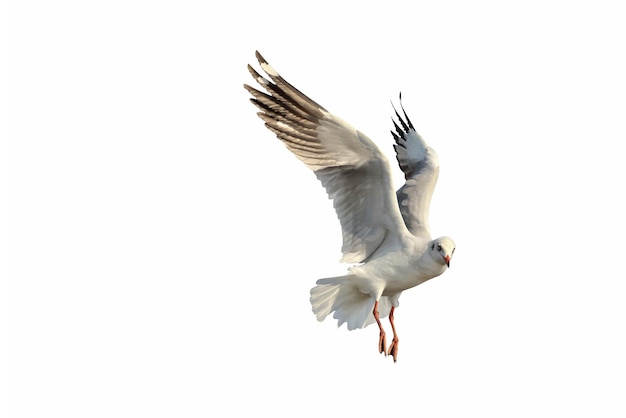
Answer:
244;51;455;362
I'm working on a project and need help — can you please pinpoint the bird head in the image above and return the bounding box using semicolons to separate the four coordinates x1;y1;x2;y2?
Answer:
430;236;456;267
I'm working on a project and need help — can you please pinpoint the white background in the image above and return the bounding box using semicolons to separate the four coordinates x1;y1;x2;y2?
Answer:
6;0;626;416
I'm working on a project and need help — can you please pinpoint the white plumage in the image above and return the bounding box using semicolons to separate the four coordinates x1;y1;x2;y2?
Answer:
245;51;455;361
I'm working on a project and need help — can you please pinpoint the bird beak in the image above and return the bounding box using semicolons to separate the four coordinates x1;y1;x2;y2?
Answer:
444;255;451;267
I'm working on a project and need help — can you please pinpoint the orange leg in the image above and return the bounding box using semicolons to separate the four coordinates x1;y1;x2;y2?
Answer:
387;306;400;362
373;300;387;356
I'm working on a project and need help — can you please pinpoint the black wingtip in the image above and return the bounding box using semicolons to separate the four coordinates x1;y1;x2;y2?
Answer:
255;50;265;64
398;94;416;131
247;63;258;78
391;101;410;134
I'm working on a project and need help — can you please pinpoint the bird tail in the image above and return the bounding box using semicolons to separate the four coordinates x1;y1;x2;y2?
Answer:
310;275;392;330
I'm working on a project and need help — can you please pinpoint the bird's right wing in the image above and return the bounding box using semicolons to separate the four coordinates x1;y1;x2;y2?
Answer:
391;97;440;239
245;51;408;263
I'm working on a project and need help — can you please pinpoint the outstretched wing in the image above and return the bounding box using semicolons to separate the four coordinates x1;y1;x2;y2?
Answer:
391;96;440;239
245;51;408;263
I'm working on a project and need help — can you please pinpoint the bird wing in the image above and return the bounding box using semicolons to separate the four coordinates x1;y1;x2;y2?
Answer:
391;96;440;239
245;51;408;264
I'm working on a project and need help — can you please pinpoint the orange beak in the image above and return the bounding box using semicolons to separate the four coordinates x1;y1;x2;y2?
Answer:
444;255;451;267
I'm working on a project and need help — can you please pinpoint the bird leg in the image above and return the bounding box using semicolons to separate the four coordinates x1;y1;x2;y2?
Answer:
387;306;400;362
373;300;387;356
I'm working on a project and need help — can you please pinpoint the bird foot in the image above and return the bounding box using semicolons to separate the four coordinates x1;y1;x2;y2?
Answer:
388;338;399;362
378;331;387;356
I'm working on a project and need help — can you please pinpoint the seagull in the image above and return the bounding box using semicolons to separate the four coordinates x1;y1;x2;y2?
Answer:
244;51;455;362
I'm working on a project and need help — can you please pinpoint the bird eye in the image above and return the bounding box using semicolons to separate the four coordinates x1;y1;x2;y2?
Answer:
437;244;442;251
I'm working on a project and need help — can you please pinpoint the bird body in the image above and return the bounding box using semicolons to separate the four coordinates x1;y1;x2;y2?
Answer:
311;233;451;330
245;51;455;361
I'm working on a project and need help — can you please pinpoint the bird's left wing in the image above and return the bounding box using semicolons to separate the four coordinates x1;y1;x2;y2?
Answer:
391;97;440;239
245;51;408;263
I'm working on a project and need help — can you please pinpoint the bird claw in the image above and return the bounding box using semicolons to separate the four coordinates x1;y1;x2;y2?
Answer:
378;331;387;356
388;338;399;362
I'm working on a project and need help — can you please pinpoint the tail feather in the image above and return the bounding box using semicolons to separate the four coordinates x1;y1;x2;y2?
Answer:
310;275;393;330
310;282;341;320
